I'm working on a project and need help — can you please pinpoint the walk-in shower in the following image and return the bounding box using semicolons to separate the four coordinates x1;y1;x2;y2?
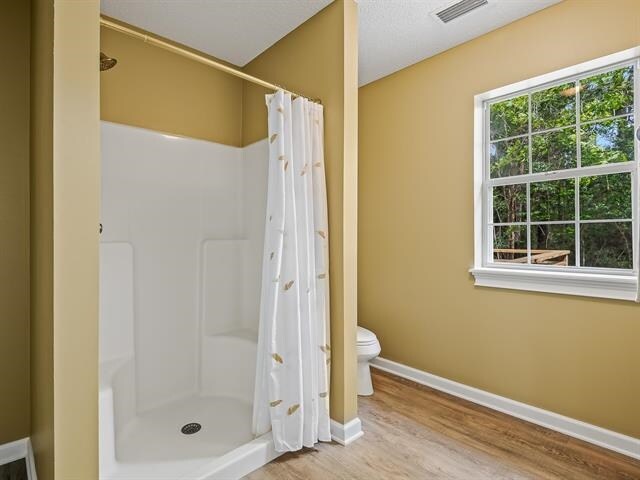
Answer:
99;122;277;479
98;13;333;478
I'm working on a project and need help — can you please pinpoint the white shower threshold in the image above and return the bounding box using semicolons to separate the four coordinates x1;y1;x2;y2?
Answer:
102;431;279;480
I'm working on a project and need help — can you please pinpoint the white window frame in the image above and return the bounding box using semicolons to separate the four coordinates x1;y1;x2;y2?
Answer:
471;47;640;301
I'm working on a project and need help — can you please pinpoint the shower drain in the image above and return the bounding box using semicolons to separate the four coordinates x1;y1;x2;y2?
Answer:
181;422;202;435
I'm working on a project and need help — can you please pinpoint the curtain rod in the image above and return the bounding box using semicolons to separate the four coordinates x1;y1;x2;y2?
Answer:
100;16;320;103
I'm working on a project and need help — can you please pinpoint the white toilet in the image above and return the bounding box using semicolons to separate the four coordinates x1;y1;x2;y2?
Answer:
356;326;381;396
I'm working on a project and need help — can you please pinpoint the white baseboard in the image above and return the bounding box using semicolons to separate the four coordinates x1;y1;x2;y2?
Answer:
330;417;364;446
0;438;37;480
371;357;640;460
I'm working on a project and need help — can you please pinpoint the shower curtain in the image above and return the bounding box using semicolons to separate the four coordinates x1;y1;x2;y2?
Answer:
252;90;331;452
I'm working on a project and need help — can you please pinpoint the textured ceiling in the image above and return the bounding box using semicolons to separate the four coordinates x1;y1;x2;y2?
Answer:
358;0;561;85
100;0;333;67
101;0;562;86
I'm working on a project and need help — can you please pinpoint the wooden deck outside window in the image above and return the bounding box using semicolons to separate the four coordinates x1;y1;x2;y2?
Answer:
494;249;571;266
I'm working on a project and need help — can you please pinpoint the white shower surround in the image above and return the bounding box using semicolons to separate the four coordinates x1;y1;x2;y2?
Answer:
99;122;279;479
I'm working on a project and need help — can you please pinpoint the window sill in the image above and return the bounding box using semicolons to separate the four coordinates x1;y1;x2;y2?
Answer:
470;267;638;301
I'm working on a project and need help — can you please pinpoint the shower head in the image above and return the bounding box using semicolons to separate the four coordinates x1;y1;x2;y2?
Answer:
100;52;117;71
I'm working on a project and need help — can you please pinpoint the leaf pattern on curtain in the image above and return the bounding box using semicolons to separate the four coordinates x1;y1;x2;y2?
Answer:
252;90;331;452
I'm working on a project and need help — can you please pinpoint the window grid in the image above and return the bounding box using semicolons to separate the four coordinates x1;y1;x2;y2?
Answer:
526;92;532;264
484;61;637;273
488;112;635;146
575;79;582;267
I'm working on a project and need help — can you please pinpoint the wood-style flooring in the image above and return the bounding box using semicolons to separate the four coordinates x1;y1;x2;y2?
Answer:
246;369;640;479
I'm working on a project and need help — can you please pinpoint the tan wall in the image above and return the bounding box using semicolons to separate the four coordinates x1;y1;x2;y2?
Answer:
30;1;101;478
100;22;243;147
359;0;640;438
53;1;101;477
0;0;31;447
243;0;359;423
30;0;54;476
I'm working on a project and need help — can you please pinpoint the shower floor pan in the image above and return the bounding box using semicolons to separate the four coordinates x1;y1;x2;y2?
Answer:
100;359;280;480
117;395;253;462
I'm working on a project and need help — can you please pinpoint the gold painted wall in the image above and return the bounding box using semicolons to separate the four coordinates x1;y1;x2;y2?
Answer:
0;0;30;447
359;0;640;438
243;0;359;423
100;23;243;147
30;1;101;478
30;0;54;476
53;1;101;476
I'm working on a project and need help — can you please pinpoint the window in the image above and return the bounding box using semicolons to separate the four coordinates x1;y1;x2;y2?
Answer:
472;48;640;300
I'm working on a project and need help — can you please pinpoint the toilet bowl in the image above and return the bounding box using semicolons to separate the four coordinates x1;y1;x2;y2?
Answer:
357;326;381;396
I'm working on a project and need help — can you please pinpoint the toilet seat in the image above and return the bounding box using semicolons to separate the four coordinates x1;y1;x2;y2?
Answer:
357;326;377;345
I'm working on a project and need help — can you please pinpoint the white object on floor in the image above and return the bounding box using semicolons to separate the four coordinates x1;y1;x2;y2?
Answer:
357;326;381;396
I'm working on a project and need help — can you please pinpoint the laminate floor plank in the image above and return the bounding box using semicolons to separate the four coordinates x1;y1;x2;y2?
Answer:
246;370;640;479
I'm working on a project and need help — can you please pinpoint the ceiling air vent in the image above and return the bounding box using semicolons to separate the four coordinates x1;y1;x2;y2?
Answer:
435;0;489;23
